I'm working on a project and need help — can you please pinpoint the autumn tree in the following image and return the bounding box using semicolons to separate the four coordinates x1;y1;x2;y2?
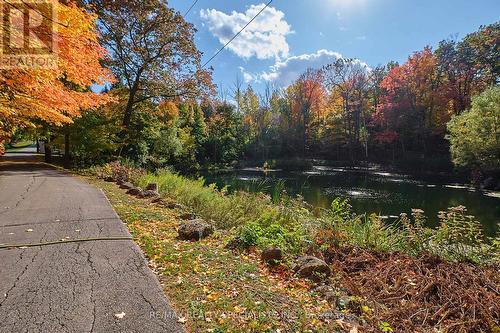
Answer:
89;0;214;128
0;0;113;154
205;103;244;165
323;58;370;160
436;22;499;115
287;68;325;156
240;86;261;141
463;22;500;86
373;48;449;157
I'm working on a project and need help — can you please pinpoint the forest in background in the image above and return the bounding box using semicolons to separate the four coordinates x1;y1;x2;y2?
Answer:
1;1;499;183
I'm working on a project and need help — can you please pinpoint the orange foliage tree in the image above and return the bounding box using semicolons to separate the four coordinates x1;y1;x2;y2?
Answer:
288;68;325;155
0;0;113;152
374;48;447;152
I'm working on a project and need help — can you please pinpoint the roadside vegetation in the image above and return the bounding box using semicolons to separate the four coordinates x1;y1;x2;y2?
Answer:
88;175;338;333
86;161;499;332
95;161;499;265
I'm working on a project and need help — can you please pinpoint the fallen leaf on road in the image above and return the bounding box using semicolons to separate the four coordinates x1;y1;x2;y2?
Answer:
177;317;187;324
114;312;126;319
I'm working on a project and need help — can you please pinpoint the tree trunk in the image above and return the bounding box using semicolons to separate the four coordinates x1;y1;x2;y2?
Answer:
64;132;71;168
123;88;137;128
44;138;52;163
123;73;143;128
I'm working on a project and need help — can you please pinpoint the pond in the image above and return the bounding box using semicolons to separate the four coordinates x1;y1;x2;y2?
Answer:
202;165;500;236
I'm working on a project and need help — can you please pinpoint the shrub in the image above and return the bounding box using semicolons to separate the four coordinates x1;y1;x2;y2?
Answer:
91;162;498;265
399;209;434;256
447;86;500;170
93;159;146;183
434;206;491;263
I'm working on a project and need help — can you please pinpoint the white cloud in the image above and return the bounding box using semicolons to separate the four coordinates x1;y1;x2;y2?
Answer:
199;4;292;60
249;49;371;87
239;66;258;83
260;50;336;86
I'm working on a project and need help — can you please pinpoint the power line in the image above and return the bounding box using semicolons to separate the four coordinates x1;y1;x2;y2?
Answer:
202;0;273;68
184;0;199;16
4;0;69;28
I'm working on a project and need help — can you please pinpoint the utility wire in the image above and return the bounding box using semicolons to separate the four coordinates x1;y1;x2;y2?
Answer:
4;0;69;28
202;0;273;68
184;0;200;16
0;237;134;250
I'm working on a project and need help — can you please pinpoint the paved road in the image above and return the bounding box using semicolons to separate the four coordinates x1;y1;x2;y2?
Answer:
0;156;184;333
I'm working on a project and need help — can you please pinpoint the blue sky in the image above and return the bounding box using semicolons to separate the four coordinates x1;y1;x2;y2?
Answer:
169;0;499;93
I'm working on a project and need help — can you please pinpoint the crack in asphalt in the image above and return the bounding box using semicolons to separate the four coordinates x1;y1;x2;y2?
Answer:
0;159;185;333
0;175;36;216
0;229;47;308
75;242;99;333
0;246;42;308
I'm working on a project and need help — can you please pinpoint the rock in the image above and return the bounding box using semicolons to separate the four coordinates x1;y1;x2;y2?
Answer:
178;219;214;241
179;212;197;220
481;177;496;190
337;295;351;309
294;256;331;282
126;187;143;196
145;183;158;191
261;247;283;265
140;190;160;199
119;182;134;190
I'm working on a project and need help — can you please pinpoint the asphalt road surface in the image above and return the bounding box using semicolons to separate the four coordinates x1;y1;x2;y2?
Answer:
0;155;184;333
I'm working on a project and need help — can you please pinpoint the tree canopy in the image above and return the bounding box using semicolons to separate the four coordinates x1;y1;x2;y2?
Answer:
447;86;500;170
0;0;113;152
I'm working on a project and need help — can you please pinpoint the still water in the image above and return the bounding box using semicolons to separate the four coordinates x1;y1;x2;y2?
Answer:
203;165;499;236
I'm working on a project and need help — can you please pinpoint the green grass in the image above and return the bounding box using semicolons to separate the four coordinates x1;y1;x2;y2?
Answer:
82;162;499;332
94;162;499;265
5;141;34;152
88;177;339;332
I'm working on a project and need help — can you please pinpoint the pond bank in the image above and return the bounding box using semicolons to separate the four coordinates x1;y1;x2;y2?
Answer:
202;164;500;236
85;162;500;332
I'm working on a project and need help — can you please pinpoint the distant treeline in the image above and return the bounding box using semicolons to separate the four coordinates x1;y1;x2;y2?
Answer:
2;0;497;180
